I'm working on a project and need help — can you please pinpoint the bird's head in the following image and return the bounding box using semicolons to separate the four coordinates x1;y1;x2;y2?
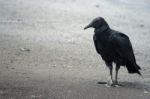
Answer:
84;17;108;30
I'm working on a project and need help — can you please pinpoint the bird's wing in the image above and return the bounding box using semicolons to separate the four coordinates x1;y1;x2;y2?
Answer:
109;33;135;62
109;33;141;73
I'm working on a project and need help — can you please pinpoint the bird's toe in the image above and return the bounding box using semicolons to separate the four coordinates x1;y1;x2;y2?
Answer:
113;82;123;87
106;79;114;86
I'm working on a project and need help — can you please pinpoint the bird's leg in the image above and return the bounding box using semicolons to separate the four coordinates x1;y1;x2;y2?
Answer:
110;66;113;83
107;65;113;86
114;65;120;87
104;62;114;87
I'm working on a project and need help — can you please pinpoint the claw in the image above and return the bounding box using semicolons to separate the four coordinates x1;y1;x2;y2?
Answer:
105;83;111;87
113;82;123;87
114;84;121;87
105;79;114;87
105;80;122;87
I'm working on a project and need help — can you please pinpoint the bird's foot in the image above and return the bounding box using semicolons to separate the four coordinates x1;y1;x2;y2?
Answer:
112;81;122;87
105;79;114;87
105;81;122;87
113;83;121;87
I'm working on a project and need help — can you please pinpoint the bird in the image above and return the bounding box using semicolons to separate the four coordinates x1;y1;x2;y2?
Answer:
84;17;141;87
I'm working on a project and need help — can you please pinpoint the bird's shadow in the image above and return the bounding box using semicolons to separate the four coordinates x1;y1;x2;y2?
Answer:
97;81;107;84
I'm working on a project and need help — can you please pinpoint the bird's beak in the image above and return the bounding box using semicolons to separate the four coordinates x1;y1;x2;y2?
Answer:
84;23;92;30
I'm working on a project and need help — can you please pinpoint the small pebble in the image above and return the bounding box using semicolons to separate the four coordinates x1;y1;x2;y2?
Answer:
139;24;144;27
20;48;30;52
95;4;100;8
144;90;149;94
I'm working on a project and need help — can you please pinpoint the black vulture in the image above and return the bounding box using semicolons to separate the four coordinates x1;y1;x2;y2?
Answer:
84;17;141;86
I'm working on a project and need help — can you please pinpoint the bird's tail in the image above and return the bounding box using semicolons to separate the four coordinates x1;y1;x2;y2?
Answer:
126;61;142;76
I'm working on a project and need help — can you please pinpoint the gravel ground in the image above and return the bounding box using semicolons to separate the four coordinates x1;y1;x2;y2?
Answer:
0;0;150;98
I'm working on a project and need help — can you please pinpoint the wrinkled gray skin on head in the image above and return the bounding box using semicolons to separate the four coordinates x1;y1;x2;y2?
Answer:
84;17;106;30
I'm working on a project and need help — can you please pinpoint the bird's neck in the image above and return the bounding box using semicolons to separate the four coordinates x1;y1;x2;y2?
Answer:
94;25;110;34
